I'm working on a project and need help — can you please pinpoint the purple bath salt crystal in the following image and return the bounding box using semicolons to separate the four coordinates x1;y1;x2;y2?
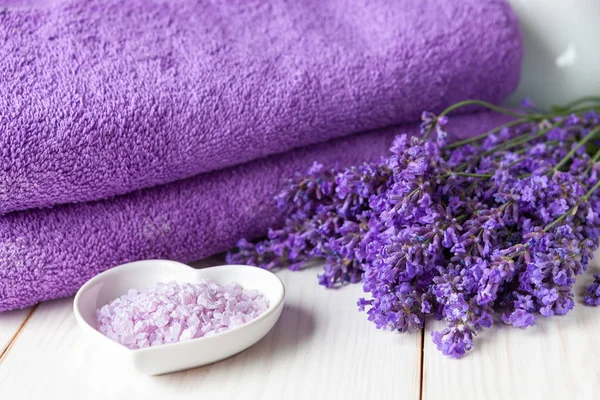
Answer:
96;280;269;349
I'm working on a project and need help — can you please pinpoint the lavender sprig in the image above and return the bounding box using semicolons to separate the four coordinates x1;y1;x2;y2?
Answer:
227;99;600;359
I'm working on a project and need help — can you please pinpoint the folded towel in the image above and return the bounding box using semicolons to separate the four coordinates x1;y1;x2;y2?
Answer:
0;112;511;311
0;0;522;214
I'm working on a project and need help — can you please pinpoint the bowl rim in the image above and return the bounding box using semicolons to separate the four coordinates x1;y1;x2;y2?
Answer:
73;260;286;353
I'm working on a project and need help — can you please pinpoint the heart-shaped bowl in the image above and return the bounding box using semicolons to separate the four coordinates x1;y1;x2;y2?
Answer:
73;260;285;375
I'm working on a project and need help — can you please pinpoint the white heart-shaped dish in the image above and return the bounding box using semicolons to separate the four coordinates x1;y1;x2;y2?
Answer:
73;260;285;375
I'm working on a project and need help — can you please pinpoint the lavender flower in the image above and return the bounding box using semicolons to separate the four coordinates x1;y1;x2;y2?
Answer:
228;99;600;359
585;275;600;306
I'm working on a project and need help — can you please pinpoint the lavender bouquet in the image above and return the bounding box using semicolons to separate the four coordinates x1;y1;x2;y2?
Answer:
228;98;600;358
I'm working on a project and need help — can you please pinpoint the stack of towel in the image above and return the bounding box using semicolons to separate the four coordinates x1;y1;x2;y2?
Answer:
0;0;523;311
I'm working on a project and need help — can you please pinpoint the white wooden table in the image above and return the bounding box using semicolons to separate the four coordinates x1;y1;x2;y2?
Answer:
1;254;599;400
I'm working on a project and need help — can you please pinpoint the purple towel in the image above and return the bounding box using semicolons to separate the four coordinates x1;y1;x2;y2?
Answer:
0;0;522;214
0;113;511;311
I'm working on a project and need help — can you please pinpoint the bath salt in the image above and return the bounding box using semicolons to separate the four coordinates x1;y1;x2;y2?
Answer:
96;280;269;349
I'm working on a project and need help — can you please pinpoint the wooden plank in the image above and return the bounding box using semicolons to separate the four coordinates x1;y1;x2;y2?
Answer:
0;265;422;400
422;255;600;400
0;308;33;358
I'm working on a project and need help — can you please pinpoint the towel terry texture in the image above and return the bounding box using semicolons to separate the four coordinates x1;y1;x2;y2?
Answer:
0;113;512;312
0;0;524;311
0;0;522;214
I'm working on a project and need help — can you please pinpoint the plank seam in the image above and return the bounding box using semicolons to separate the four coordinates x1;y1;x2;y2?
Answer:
419;323;425;400
0;305;39;362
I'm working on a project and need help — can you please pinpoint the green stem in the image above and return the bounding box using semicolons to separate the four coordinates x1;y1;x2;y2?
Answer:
445;118;529;149
422;99;549;140
551;125;600;173
484;120;564;156
544;179;600;232
554;106;600;119
440;172;493;179
583;148;600;176
559;96;600;111
592;149;600;163
454;135;563;173
507;157;527;168
456;172;493;178
438;100;545;119
518;139;575;179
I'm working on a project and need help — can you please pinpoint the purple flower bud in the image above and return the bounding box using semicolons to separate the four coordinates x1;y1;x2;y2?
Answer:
227;108;600;359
